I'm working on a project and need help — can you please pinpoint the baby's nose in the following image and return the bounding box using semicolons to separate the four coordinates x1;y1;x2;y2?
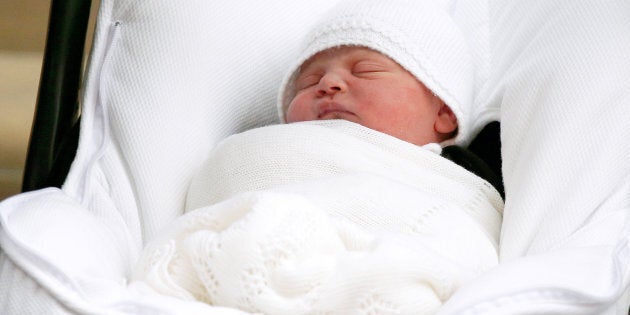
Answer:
317;73;347;96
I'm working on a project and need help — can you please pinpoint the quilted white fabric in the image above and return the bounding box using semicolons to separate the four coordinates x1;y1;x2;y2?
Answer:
438;0;630;314
63;0;344;246
1;0;345;313
132;121;503;314
0;0;629;313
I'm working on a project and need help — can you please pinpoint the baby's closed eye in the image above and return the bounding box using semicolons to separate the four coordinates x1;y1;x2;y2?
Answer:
295;74;322;90
352;61;388;76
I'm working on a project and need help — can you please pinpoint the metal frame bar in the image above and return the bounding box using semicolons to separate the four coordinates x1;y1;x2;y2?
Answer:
22;0;92;192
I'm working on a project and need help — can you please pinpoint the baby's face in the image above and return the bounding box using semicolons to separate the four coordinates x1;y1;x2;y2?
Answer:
286;46;455;145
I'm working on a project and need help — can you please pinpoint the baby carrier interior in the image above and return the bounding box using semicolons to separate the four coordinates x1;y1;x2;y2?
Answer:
2;0;629;314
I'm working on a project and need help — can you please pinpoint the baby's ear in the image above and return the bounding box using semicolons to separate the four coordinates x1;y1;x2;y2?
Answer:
434;103;458;134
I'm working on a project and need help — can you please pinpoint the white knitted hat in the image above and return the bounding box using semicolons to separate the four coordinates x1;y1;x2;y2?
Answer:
277;0;475;145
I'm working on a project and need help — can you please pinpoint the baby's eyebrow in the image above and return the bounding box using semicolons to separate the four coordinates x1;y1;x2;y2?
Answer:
295;68;316;81
297;60;320;76
298;53;326;73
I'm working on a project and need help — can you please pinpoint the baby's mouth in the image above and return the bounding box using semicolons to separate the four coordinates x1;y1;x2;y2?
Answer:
317;102;355;120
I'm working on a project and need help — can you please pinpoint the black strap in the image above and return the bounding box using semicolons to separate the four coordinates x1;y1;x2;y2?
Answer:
468;121;502;182
441;145;505;199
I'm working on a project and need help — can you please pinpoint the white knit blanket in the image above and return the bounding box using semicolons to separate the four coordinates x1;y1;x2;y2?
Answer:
131;121;503;314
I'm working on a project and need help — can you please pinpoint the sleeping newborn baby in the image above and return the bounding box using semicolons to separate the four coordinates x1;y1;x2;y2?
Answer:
284;45;459;147
131;0;503;314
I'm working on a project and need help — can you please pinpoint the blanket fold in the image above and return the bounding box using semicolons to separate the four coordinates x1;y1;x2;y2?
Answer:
132;121;503;314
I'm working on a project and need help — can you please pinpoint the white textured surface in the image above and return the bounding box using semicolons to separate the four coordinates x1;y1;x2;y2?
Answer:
438;0;630;313
133;121;502;314
64;0;345;248
1;0;344;313
1;0;629;313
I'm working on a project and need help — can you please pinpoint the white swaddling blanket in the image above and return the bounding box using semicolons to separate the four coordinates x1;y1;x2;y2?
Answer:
131;121;504;314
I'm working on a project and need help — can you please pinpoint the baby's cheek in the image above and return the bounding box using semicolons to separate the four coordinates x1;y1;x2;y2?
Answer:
285;108;302;123
286;98;312;122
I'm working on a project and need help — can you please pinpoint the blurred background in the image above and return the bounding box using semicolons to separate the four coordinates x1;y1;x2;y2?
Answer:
0;0;98;200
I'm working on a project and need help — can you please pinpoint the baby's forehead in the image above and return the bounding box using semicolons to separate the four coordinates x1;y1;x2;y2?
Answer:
298;46;391;71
